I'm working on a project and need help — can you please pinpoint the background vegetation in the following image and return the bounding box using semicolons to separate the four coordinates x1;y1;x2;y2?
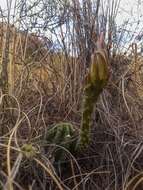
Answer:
1;0;143;189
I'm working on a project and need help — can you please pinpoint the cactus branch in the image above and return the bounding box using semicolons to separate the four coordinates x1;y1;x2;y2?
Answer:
78;49;109;149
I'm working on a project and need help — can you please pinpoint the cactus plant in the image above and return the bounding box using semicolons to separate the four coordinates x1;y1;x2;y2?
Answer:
46;122;77;148
45;49;109;161
78;49;109;149
45;122;78;161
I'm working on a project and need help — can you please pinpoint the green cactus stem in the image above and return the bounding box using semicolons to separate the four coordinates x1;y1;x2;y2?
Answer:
78;82;103;149
45;122;77;161
78;50;109;149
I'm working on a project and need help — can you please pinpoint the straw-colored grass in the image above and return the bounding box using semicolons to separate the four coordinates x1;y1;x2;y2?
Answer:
1;22;143;190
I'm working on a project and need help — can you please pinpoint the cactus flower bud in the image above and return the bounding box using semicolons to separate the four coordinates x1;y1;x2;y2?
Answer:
90;49;109;88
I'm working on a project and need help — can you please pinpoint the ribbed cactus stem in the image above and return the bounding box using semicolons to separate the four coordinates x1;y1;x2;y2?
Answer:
78;49;109;149
79;82;103;149
45;122;77;161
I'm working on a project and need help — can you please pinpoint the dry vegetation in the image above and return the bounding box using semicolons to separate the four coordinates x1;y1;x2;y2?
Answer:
1;0;143;190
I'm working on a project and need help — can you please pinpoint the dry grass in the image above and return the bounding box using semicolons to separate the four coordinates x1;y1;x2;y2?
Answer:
1;13;143;190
